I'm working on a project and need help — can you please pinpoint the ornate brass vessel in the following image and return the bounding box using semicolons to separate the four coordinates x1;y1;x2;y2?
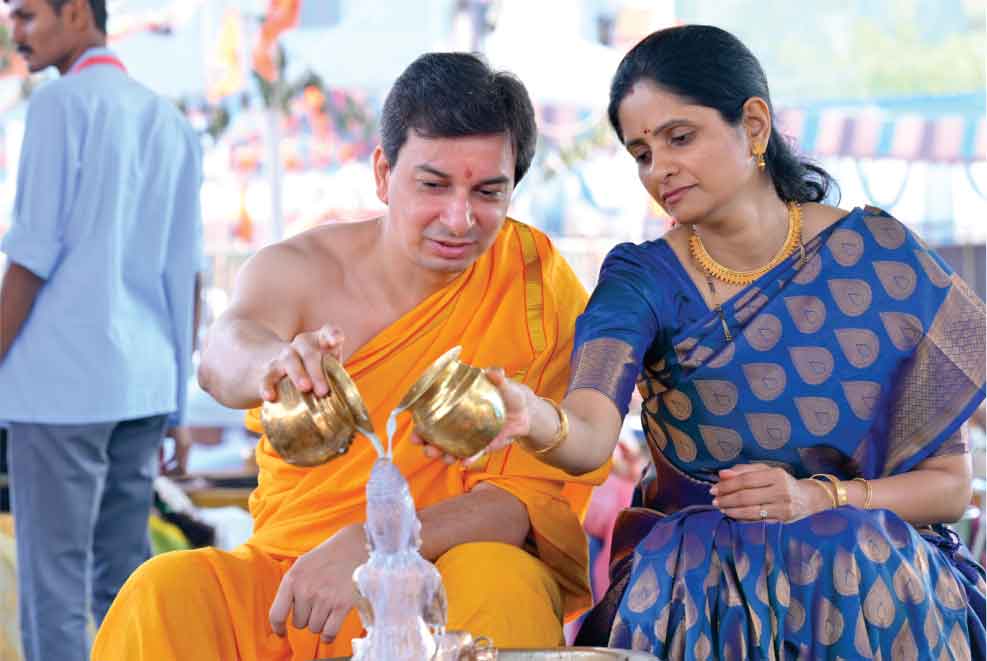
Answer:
260;354;374;466
397;346;506;458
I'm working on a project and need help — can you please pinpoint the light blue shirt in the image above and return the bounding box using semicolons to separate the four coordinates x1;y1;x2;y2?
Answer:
0;48;204;424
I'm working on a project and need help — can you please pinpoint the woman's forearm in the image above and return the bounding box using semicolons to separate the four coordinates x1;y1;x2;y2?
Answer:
523;388;623;475
844;453;972;526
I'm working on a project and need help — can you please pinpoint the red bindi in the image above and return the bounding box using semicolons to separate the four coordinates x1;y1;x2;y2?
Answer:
464;167;473;180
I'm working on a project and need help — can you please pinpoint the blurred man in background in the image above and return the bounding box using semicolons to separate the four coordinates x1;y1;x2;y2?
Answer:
0;1;203;659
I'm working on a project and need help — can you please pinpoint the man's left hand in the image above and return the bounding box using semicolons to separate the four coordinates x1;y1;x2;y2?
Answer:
269;523;368;643
160;426;192;476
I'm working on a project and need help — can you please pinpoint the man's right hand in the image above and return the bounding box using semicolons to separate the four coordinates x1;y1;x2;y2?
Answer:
260;324;345;402
269;523;367;643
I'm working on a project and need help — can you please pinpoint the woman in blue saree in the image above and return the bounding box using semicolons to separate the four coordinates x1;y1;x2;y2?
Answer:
455;24;987;660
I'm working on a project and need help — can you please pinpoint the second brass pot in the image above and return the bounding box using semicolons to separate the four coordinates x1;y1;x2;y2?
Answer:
260;354;374;467
398;346;506;458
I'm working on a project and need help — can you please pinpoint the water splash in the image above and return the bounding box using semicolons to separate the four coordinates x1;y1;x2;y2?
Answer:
363;429;386;458
360;407;403;459
351;458;445;660
386;408;402;458
350;409;490;659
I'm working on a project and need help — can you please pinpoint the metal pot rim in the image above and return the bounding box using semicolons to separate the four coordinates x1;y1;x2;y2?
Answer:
322;353;374;436
397;345;463;412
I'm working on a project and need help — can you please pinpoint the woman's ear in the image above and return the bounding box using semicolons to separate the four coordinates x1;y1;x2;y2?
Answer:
741;96;772;149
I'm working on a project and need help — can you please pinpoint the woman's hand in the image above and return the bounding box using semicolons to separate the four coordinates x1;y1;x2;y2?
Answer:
710;463;831;522
483;367;537;447
409;367;536;464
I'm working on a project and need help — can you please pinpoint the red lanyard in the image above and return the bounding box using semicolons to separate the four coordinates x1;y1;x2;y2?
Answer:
70;54;126;74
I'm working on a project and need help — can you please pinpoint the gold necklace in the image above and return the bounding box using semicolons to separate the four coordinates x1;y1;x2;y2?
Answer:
689;201;802;286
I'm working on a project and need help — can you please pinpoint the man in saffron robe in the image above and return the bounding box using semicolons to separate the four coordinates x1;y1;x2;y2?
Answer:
93;52;606;660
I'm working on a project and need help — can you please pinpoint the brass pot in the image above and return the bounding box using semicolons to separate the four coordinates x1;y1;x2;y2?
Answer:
397;346;505;459
260;354;374;467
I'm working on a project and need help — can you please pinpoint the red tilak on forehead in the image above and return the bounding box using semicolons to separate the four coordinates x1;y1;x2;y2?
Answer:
464;167;473;180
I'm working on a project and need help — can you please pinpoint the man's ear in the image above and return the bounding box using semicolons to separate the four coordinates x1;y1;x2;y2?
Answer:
372;146;390;205
63;0;94;31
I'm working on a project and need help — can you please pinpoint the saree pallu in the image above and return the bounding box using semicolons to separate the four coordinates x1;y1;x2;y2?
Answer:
571;207;986;659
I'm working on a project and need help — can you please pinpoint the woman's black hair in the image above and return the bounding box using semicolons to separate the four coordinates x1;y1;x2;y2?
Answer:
608;25;837;204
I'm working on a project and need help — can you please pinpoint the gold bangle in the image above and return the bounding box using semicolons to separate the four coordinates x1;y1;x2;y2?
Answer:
852;477;872;509
811;473;848;507
521;397;569;456
806;478;837;509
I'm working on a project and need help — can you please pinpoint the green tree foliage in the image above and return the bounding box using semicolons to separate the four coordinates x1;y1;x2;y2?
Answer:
677;0;985;102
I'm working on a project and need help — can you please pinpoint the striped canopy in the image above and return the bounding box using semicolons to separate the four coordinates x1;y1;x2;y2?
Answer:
777;95;985;164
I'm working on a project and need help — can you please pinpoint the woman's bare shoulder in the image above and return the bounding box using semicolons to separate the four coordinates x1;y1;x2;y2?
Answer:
801;203;854;243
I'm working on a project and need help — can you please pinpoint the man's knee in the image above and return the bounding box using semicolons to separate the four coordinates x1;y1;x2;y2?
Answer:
436;542;563;647
115;546;253;618
130;548;208;585
437;542;560;606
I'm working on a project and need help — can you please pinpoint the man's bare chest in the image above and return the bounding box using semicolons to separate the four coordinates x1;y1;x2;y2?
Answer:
301;293;404;363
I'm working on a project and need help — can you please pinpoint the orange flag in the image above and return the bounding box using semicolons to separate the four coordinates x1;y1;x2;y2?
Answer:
231;185;254;243
206;8;245;102
252;0;301;82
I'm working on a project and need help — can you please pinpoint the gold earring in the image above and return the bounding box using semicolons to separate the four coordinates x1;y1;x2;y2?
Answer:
752;142;766;171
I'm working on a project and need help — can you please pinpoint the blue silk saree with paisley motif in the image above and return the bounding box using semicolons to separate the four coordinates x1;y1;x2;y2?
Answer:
570;207;986;659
